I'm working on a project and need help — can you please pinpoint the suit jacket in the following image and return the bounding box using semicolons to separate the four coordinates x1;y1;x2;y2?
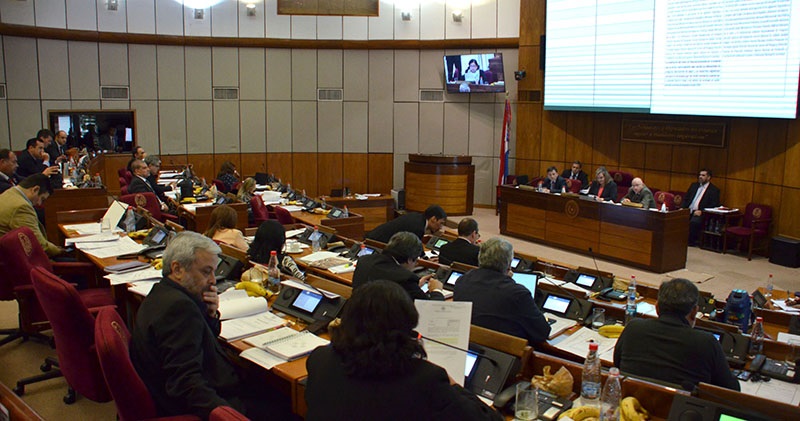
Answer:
16;149;46;179
681;182;721;212
352;253;444;301
0;172;19;194
130;277;244;418
366;212;426;244
146;174;171;202
305;345;503;421
561;169;589;187
0;187;61;256
624;186;656;209
45;142;64;163
438;238;479;267
587;180;618;202
128;175;157;196
454;268;551;344
541;176;567;193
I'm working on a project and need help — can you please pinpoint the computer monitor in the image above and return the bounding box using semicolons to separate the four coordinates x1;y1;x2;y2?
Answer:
512;272;538;297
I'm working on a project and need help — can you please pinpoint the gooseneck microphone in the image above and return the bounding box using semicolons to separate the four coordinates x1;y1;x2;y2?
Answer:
588;247;608;287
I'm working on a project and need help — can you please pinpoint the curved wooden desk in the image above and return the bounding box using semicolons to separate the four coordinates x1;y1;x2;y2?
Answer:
404;154;474;216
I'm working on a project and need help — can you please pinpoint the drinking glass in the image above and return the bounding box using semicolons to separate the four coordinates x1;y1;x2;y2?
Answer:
592;308;606;330
785;339;800;368
100;217;111;233
515;382;538;421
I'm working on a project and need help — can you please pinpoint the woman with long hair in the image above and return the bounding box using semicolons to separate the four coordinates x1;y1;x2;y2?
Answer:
587;166;618;202
305;280;502;421
203;204;247;250
237;177;257;224
247;220;305;280
216;161;239;192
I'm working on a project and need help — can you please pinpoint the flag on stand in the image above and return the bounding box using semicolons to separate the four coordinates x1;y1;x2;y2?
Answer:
498;97;512;186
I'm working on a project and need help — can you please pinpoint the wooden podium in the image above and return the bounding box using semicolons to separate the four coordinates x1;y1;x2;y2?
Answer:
404;154;474;216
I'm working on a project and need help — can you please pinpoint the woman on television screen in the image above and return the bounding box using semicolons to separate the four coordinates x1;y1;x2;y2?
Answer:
464;59;485;85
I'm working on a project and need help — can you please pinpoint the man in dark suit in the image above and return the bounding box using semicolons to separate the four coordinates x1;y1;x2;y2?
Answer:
541;166;567;193
681;169;721;246
128;159;169;212
0;149;20;193
366;204;447;244
353;231;445;301
144;155;174;203
130;232;289;419
44;130;68;165
127;146;146;172
561;160;589;187
17;138;58;179
439;218;480;267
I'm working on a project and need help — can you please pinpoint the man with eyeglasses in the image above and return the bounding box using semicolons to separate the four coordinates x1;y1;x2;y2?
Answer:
438;217;480;267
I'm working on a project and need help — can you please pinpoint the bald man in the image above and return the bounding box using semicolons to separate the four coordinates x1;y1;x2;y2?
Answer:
621;177;655;209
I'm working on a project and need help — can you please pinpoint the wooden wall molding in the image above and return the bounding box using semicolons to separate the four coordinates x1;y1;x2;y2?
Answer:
0;23;518;50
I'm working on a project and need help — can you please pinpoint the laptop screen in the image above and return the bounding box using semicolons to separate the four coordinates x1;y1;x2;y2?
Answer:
512;272;538;297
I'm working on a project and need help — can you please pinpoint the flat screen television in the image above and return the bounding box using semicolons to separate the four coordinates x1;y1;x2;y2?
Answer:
444;53;506;93
543;0;800;119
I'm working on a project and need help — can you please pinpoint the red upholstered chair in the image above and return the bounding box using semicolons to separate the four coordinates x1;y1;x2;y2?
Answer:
274;206;295;225
265;204;278;221
504;175;517;185
530;176;544;187
212;179;228;193
118;176;128;188
209;406;249;420
655;191;677;211
30;267;113;404
566;179;582;193
251;195;269;227
669;190;686;208
120;185;129;196
609;170;634;188
723;203;773;260
230;181;241;195
94;308;200;421
119;192;178;224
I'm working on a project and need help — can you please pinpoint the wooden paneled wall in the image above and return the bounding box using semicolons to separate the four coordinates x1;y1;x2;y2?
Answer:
517;1;800;239
159;152;392;198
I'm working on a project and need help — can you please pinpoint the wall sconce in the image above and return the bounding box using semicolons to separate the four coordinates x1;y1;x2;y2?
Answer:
106;0;118;11
246;3;256;17
194;8;204;20
401;10;412;21
452;10;463;22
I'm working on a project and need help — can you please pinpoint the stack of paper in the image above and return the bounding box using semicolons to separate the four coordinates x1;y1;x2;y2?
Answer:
243;327;328;360
220;311;288;342
551;327;618;363
76;236;146;259
104;267;162;286
218;289;269;321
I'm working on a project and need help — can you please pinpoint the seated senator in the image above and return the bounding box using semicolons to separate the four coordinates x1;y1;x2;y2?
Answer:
0;173;64;257
128;159;170;212
217;161;240;192
203;204;248;250
561;160;589;187
613;278;740;391
453;238;551;344
247;220;305;281
353;231;445;301
586;166;618;202
540;166;567;193
366;204;446;244
438;217;480;267
305;280;503;421
621;177;656;209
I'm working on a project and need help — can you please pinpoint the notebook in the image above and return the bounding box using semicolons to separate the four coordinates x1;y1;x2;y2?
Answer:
244;327;329;361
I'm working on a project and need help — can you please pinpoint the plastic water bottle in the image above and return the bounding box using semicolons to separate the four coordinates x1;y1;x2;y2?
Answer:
321;197;326;209
267;250;281;294
749;316;765;356
93;172;103;188
123;206;136;233
561;185;566;194
311;226;321;252
765;274;774;301
600;367;621;420
625;275;637;325
660;202;667;213
581;342;601;408
343;205;349;217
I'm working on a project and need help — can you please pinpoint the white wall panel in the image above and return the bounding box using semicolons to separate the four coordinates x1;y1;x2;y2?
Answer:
368;51;393;102
33;0;66;28
129;44;157;100
317;16;343;40
37;39;70;100
368;1;394;40
317;50;343;88
97;0;127;33
66;0;97;31
471;0;497;39
343;50;368;101
265;0;290;38
156;45;185;100
394;4;419;40
367;101;392;152
68;42;100;100
317;101;342;153
0;101;9;148
343;17;368;40
184;7;210;37
393;103;418;154
7;100;41;149
185;100;213;154
212;47;238;87
343;101;367;153
291;16;317;39
393;50;419;102
213;101;240;152
0;0;34;26
392;153;406;190
70;100;100;110
420;0;445;40
0;37;5;83
418;102;444;154
472;156;494;204
155;0;183;35
158;100;187;154
445;1;471;39
130;100;158;153
291;50;316;101
99;43;129;86
291;101;317;152
101;99;132;110
419;49;445;89
185;47;212;100
265;49;291;100
211;0;237;37
239;48;266;100
497;0;520;38
468;103;494;156
5;37;39;100
240;100;266;153
443;102;469;155
238;1;265;38
127;0;156;34
266;101;291;152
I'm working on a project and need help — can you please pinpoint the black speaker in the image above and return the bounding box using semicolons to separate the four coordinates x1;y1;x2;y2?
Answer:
769;236;800;268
